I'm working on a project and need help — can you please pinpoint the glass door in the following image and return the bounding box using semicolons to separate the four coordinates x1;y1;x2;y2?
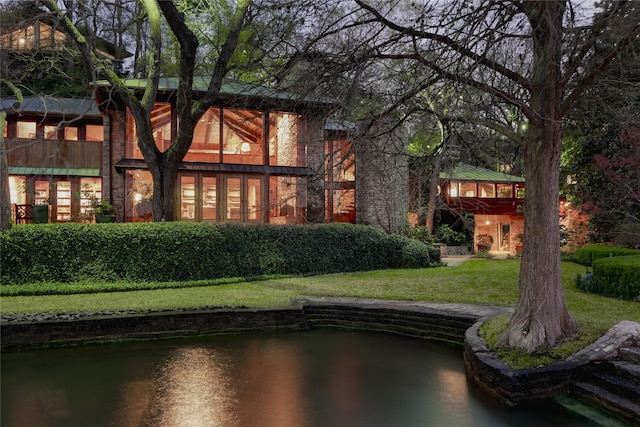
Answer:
202;177;217;221
55;181;72;222
179;175;197;220
178;174;218;222
225;177;242;221
223;176;263;222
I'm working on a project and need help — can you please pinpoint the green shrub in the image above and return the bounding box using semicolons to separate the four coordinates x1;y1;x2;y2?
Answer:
434;224;468;246
0;223;439;285
574;244;639;266
576;255;640;301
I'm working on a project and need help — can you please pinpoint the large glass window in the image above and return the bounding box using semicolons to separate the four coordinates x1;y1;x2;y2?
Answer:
326;139;354;182
80;178;102;222
188;108;221;163
125;170;154;222
270;112;300;167
126;103;172;159
222;109;263;165
270;176;300;224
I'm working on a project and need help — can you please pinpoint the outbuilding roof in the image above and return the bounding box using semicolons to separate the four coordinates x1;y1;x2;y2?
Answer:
439;163;525;183
0;96;101;117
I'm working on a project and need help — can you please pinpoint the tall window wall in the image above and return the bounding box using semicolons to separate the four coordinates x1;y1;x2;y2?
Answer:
325;138;355;223
124;106;306;223
126;105;302;167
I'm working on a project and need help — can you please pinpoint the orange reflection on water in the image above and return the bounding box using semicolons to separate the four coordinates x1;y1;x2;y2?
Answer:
143;347;239;427
235;339;306;427
435;367;471;424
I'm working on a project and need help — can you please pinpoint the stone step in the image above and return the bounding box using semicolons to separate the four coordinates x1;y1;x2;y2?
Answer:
553;395;630;427
619;346;640;364
600;360;640;387
588;370;640;401
571;381;640;426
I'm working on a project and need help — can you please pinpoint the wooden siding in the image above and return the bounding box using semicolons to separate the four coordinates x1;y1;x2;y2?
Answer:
5;138;102;169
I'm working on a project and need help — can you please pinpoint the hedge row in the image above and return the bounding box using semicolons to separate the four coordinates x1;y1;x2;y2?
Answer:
577;255;640;301
574;244;640;266
0;222;440;285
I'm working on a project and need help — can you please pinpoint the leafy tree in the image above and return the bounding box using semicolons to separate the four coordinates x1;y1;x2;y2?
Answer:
301;0;640;352
43;0;251;221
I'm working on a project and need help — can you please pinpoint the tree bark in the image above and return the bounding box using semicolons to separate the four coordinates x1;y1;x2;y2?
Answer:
499;1;578;352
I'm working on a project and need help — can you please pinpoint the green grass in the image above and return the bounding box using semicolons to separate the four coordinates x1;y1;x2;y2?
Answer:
1;259;638;367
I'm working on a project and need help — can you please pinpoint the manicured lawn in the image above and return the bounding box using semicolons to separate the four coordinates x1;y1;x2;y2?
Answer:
1;259;637;367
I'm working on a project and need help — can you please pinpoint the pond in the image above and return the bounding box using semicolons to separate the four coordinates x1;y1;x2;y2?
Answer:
1;330;590;427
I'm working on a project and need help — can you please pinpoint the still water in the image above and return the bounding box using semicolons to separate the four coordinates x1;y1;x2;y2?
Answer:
2;330;590;427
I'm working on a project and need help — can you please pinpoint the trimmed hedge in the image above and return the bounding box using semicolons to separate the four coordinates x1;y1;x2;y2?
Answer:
577;255;640;301
0;222;440;285
575;244;640;266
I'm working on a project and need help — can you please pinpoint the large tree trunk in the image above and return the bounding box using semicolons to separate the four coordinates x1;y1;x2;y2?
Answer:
0;114;11;232
500;1;578;352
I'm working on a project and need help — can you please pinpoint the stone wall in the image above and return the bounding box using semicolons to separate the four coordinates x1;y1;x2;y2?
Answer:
355;119;409;233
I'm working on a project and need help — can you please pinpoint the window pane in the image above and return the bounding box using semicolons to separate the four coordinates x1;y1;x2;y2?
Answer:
270;176;298;224
56;181;72;221
126;170;153;222
17;122;36;138
270;112;299;166
227;178;241;220
327;139;354;182
449;182;459;197
188;107;220;162
9;176;27;204
460;182;476;197
64;127;78;141
80;178;102;222
247;178;261;220
478;183;495;198
180;176;196;220
222;109;263;165
497;184;513;198
86;125;104;141
44;125;59;139
202;177;217;221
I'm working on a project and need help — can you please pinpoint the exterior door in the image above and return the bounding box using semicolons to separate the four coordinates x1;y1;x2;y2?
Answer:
178;174;218;222
222;175;263;222
178;173;262;222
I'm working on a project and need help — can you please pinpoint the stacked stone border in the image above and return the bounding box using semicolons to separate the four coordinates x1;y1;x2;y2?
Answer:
1;297;637;424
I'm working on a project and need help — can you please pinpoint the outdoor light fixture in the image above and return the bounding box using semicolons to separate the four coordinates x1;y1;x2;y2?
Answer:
240;142;251;153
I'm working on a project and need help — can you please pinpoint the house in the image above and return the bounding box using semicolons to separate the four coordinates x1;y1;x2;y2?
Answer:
3;78;406;229
2;96;105;223
439;163;526;254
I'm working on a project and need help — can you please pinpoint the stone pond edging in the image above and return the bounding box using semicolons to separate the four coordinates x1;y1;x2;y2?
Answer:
1;297;637;424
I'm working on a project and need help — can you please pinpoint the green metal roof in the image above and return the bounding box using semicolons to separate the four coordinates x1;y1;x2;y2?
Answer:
8;167;101;176
0;96;101;117
439;163;525;183
96;77;335;106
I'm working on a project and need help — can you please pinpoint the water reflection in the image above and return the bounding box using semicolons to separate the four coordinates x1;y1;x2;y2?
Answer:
1;331;592;427
144;347;238;427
